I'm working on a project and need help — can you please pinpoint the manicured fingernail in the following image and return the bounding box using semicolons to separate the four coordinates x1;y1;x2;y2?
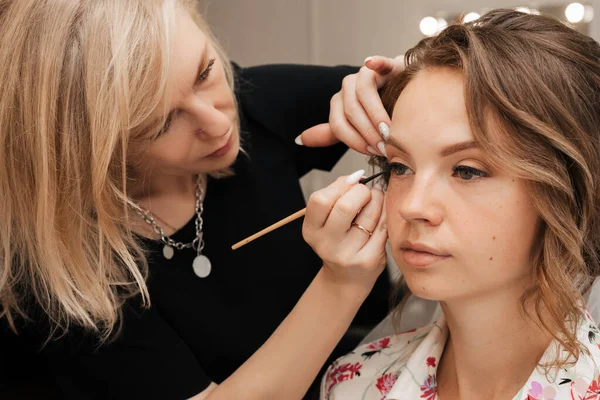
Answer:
377;142;387;157
374;182;384;191
378;122;390;140
364;56;374;64
346;169;365;185
366;146;378;155
294;135;304;145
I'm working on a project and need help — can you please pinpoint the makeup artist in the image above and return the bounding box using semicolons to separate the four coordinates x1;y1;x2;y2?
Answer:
0;1;402;399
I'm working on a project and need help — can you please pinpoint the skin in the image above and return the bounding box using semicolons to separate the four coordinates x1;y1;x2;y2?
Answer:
384;67;550;398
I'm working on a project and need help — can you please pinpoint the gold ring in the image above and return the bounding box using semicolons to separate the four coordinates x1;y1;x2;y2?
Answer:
351;222;373;236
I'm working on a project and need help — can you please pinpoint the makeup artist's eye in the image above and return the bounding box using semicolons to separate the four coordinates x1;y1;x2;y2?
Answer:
452;165;488;180
197;59;216;83
388;162;414;176
156;110;178;138
159;115;172;135
153;60;216;139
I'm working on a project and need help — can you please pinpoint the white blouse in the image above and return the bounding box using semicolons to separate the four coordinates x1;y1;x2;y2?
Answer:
321;310;600;399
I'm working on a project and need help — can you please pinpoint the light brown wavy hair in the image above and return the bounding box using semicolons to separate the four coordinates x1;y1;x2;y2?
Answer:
373;9;600;367
0;0;236;340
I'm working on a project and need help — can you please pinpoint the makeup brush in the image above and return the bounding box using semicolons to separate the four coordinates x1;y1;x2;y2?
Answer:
231;171;385;250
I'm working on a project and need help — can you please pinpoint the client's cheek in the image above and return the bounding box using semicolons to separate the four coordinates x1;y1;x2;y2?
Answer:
385;198;403;237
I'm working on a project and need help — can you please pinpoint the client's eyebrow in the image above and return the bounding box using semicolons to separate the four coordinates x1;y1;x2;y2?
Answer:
440;140;478;157
386;137;478;157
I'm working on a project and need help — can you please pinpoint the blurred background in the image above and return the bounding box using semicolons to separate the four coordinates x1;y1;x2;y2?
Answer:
199;0;600;200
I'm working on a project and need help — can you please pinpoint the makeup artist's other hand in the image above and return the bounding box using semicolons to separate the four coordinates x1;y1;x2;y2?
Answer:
302;170;387;294
298;55;405;156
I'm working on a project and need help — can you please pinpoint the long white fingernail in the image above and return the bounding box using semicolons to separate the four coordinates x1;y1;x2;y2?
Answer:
346;169;365;185
377;142;387;157
294;135;304;145
378;122;390;140
364;56;374;64
366;146;378;155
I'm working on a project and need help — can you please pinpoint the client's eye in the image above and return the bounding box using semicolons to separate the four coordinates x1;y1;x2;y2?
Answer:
377;160;414;185
452;166;488;180
388;162;414;176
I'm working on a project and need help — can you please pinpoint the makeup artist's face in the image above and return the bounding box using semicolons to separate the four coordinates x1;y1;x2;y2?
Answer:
385;68;541;303
130;10;239;177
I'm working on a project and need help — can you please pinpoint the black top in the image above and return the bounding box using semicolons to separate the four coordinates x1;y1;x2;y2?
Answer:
0;64;391;400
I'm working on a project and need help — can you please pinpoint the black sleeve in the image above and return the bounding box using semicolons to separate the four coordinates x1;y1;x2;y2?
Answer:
31;301;210;400
235;63;359;177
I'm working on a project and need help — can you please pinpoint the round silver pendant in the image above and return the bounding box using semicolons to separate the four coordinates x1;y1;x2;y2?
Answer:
192;255;211;278
163;245;174;260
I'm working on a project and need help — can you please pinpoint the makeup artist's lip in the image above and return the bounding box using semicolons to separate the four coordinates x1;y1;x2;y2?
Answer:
400;241;450;268
206;131;233;158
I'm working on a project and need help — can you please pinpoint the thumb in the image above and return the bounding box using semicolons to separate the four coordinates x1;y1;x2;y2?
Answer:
297;123;340;147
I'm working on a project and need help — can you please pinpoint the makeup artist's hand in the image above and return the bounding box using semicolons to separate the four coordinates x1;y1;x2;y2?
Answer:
302;170;387;293
297;55;405;156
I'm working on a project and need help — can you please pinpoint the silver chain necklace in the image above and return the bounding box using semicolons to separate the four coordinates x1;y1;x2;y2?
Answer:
133;175;212;278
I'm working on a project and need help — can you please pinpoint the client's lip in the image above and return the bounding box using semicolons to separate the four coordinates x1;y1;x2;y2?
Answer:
400;241;451;268
400;241;450;256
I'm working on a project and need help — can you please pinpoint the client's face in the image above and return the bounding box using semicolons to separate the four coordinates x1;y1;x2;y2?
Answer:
385;67;541;302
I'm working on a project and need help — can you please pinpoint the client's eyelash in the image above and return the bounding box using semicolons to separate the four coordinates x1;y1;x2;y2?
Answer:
378;161;411;182
371;157;392;187
451;165;488;180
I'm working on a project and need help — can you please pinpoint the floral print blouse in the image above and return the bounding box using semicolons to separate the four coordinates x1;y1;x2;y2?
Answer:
321;310;600;400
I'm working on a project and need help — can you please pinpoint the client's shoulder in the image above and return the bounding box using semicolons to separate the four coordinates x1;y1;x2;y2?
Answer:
321;321;444;399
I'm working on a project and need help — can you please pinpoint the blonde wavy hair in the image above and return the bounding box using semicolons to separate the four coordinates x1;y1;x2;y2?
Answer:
373;10;600;367
0;0;235;340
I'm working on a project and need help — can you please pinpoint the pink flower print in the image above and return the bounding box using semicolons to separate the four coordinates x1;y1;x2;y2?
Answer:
325;361;363;393
527;381;557;399
529;381;543;399
568;377;590;399
375;373;398;399
426;357;437;368
420;374;437;400
542;386;556;399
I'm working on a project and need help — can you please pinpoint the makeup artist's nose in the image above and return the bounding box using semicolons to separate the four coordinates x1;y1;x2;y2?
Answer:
188;97;231;139
399;174;443;226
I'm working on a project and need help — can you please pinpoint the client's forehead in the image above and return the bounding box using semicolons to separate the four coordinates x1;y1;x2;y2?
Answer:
390;68;473;149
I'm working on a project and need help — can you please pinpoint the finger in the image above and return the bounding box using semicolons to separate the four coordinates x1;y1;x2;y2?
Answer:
361;192;388;258
341;69;386;154
351;185;384;236
329;91;371;154
299;123;340;147
304;171;364;230
364;55;406;86
325;183;372;234
355;65;393;140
